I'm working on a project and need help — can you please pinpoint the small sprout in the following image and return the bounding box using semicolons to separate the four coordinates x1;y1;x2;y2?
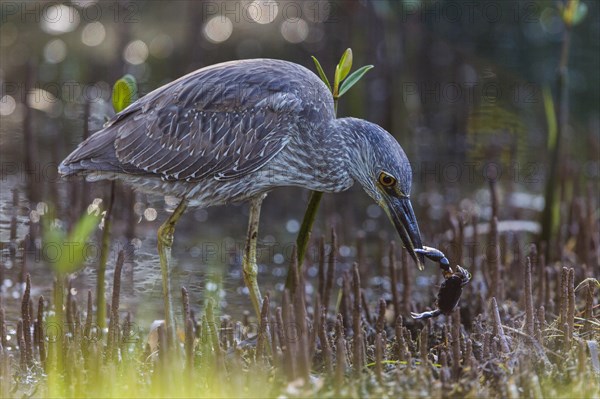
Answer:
112;74;138;113
559;0;587;27
311;48;373;100
334;48;353;94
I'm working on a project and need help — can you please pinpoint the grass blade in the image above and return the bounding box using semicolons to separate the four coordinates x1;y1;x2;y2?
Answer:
588;340;599;373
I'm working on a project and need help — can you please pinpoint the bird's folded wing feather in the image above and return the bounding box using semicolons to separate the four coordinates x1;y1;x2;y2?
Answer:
113;91;301;182
61;60;334;179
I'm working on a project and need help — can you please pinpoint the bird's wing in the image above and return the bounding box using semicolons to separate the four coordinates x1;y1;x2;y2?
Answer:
113;91;302;182
61;60;334;180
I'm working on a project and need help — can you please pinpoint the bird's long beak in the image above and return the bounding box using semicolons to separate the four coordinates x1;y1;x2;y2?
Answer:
384;196;425;270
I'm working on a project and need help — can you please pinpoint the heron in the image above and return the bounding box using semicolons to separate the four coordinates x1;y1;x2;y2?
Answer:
59;58;428;339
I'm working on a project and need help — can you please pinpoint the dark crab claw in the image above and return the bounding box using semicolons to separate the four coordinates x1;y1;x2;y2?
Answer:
415;246;450;272
411;309;442;320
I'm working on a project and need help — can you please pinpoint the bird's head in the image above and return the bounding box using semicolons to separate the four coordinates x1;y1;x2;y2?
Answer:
341;118;425;269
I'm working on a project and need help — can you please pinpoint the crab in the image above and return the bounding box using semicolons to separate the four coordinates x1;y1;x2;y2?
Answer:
410;246;471;320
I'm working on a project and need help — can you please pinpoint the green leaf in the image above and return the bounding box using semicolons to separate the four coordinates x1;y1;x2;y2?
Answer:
542;86;557;150
61;211;101;274
334;48;353;95
67;210;101;248
560;0;587;27
311;56;332;92
41;208;65;252
43;207;101;274
338;65;374;97
572;2;588;26
43;223;65;256
112;74;138;113
335;48;353;83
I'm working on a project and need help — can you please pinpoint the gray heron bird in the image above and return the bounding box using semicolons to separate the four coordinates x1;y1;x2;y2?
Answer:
59;58;426;338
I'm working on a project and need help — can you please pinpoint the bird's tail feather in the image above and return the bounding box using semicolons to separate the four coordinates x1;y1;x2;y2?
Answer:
58;128;122;177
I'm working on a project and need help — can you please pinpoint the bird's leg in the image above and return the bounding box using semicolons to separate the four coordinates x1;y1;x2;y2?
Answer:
157;198;188;346
243;194;266;319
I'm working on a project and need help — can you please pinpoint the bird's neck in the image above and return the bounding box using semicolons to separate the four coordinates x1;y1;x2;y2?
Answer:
264;117;374;193
330;117;379;183
306;117;378;193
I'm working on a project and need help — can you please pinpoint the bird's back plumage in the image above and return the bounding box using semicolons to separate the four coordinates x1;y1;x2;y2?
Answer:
59;59;335;185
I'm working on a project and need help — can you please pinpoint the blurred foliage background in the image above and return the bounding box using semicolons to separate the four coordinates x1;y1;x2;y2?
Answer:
2;1;598;198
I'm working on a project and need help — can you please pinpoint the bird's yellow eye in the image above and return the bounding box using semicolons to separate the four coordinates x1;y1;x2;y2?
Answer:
378;172;396;187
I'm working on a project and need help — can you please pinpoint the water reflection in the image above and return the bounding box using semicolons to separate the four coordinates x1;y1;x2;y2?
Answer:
0;171;404;328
